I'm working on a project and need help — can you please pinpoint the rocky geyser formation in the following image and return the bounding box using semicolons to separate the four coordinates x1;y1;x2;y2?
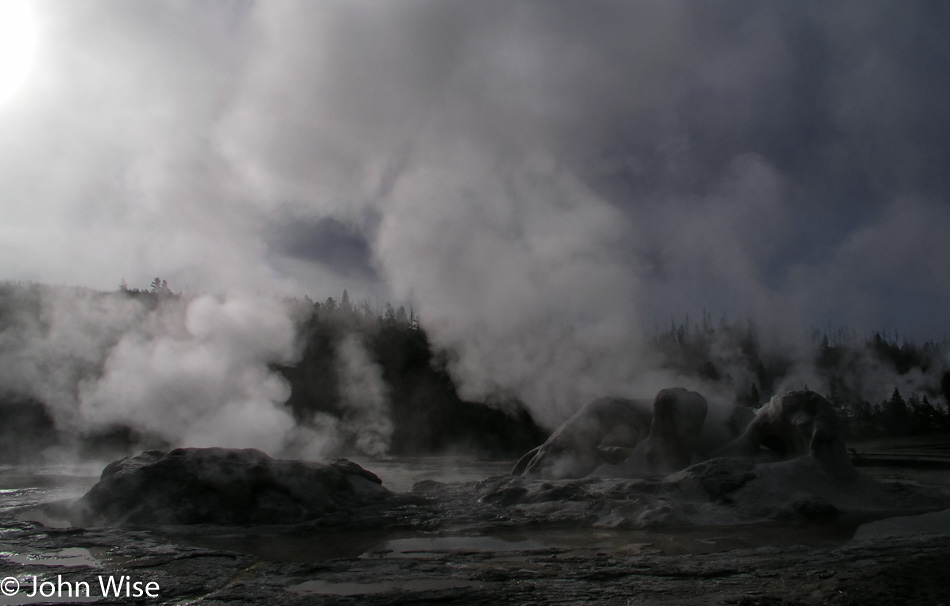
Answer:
71;447;392;526
714;388;856;481
514;387;709;479
69;390;950;532
486;390;950;527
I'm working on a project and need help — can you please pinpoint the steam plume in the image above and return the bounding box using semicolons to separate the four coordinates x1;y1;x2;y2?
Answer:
335;333;394;457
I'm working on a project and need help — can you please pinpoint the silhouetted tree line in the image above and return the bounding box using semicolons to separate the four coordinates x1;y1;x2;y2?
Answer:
652;311;791;405
821;334;950;439
0;281;545;461
279;290;546;457
2;280;949;463
117;276;179;305
652;311;950;439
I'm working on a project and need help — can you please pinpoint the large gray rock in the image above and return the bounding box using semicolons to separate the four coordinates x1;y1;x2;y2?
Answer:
480;452;950;530
71;447;391;526
713;390;856;481
516;388;709;480
513;396;653;479
642;387;709;474
591;387;708;478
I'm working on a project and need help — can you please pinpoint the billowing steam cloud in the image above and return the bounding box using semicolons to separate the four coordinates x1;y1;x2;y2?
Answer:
219;1;950;425
1;2;949;443
335;334;393;457
378;148;647;426
0;286;320;456
78;295;300;454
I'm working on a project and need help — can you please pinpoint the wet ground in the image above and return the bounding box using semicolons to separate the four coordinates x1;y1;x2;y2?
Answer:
1;454;949;605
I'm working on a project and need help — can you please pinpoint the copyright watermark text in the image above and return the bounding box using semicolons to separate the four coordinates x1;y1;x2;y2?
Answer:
1;574;159;599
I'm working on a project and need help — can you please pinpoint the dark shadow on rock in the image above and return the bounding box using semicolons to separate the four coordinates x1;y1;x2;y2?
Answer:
515;388;709;480
71;448;392;527
714;390;857;482
643;387;709;475
514;396;653;479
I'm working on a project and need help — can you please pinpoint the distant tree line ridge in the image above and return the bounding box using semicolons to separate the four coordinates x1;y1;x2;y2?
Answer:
118;276;178;301
0;280;546;460
302;288;418;330
277;287;544;456
652;310;950;439
0;280;948;464
285;293;950;442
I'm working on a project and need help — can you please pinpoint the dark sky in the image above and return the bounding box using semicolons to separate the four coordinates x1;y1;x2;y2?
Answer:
1;1;948;370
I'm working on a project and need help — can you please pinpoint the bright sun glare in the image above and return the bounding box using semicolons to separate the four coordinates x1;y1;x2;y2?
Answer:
0;0;38;104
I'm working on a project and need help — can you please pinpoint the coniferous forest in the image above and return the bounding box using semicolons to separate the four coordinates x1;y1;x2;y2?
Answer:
0;280;948;463
650;311;950;439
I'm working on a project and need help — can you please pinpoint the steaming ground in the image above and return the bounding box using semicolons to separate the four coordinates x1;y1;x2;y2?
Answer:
0;285;329;459
335;333;394;457
0;282;947;467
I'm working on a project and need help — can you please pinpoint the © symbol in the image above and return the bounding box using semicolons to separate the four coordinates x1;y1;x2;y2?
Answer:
0;577;20;596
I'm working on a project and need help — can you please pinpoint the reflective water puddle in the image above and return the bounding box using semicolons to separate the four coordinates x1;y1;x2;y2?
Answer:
0;547;100;567
853;507;950;540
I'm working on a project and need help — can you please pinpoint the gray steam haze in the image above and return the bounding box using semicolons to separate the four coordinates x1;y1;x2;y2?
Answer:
1;1;949;451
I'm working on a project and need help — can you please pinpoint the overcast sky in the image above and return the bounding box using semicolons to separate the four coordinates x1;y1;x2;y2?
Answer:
2;0;949;344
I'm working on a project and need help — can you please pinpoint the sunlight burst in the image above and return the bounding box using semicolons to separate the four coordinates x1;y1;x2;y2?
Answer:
0;0;38;104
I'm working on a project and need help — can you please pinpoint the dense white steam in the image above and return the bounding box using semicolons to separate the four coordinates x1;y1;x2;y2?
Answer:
378;149;648;426
0;287;332;456
1;2;949;440
78;295;300;453
335;334;393;456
